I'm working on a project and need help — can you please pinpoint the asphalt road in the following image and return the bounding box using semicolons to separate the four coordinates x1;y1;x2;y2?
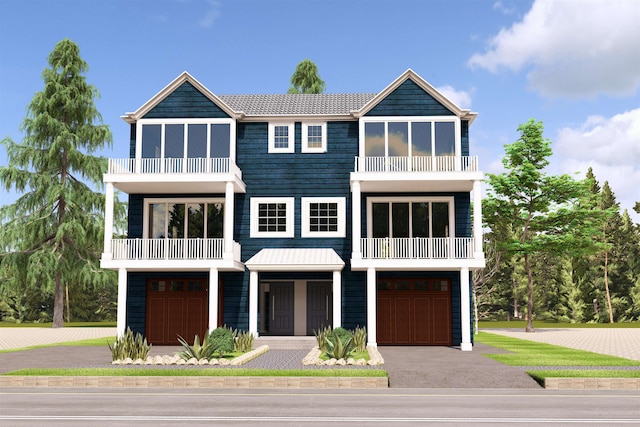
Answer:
1;388;639;426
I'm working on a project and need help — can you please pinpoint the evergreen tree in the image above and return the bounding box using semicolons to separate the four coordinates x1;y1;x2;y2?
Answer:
484;119;602;332
287;59;326;94
0;39;116;327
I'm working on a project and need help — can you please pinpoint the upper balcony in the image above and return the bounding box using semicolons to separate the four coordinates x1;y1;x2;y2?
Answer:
104;157;246;194
351;155;482;193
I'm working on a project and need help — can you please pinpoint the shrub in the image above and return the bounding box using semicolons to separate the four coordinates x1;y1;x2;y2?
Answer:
208;326;235;358
313;325;332;352
108;327;151;361
176;331;217;361
329;327;352;345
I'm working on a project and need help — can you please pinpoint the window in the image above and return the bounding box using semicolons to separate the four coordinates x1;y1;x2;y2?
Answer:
302;123;327;153
138;119;233;161
251;197;294;237
361;117;459;166
368;197;453;239
268;123;294;153
301;197;346;237
145;199;224;239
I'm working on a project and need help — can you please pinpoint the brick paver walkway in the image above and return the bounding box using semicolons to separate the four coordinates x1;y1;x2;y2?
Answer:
0;327;116;350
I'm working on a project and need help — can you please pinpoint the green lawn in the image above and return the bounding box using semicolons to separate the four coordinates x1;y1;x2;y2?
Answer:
4;368;388;378
478;320;640;329
0;337;116;354
476;332;640;366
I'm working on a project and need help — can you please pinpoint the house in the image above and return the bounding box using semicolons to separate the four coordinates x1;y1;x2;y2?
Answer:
100;69;485;350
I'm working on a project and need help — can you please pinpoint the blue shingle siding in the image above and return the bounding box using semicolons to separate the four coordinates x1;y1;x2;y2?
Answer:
129;124;136;158
144;82;231;119
366;79;455;117
461;120;469;157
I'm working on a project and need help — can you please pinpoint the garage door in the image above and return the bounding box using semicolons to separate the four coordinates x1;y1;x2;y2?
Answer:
377;278;452;346
145;278;209;345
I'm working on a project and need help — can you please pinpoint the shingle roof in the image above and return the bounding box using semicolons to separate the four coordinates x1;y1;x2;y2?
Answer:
218;93;376;116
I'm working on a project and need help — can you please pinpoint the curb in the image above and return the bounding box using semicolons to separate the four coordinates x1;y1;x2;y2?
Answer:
544;377;640;390
0;375;389;389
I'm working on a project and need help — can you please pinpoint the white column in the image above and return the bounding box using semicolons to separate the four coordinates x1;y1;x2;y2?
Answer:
473;180;483;258
366;267;377;347
208;268;219;332
249;270;258;336
116;268;127;338
224;181;234;256
460;267;472;351
332;270;341;328
352;180;361;260
103;182;114;259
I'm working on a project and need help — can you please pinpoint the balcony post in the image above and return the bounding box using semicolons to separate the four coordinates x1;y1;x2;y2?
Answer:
116;268;127;338
224;181;234;256
473;180;483;258
103;182;114;260
249;270;258;336
366;267;377;347
460;267;472;351
351;180;362;260
208;268;219;332
332;270;341;328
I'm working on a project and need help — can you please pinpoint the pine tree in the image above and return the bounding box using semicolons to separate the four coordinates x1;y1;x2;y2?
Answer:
287;59;326;94
0;39;117;327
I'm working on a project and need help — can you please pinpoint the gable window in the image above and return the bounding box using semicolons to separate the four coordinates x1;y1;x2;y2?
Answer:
361;117;459;171
251;197;294;237
368;197;453;239
302;123;327;153
301;197;345;237
138;119;233;172
268;123;295;153
145;199;224;239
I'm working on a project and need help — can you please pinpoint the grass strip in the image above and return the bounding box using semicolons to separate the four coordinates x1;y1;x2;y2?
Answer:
526;370;640;387
478;320;639;329
4;368;388;378
0;337;117;354
476;332;640;366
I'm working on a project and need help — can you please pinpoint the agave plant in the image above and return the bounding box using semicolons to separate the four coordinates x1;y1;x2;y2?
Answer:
324;334;355;360
176;331;217;361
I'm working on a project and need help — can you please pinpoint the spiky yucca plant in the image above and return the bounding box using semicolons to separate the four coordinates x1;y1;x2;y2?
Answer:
314;325;332;352
352;326;367;352
108;327;151;361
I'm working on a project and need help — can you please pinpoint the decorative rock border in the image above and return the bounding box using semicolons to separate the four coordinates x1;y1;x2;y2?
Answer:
302;345;384;366
111;345;270;366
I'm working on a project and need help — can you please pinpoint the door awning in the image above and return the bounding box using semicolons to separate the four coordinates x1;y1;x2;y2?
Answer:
245;248;345;272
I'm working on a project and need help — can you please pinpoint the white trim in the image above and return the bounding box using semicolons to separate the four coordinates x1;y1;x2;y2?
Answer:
366;267;377;347
268;122;295;153
460;267;472;351
116;268;127;338
143;197;225;239
301;122;327;153
250;197;294;238
208;268;219;332
365;196;455;239
301;197;346;238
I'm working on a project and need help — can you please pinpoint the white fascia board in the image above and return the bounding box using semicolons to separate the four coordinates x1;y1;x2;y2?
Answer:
121;71;243;123
238;114;357;123
352;69;478;125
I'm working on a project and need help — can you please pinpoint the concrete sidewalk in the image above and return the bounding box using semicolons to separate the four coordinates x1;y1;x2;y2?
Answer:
0;327;117;350
484;328;640;361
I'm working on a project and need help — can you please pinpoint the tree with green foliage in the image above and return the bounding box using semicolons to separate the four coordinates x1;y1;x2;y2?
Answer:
484;119;603;332
287;59;326;94
0;39;119;327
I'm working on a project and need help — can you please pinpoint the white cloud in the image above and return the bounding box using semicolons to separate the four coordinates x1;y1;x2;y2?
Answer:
436;85;472;109
554;108;640;219
468;0;640;98
198;0;221;28
493;1;517;15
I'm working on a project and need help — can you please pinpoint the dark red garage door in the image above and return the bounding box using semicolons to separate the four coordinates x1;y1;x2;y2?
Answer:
377;278;452;346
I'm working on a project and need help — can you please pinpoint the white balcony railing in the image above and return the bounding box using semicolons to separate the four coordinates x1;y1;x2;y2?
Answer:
111;238;227;260
354;156;478;173
360;237;475;259
108;157;233;175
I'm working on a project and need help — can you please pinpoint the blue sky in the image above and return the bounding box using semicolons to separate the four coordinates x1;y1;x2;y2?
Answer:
1;0;639;221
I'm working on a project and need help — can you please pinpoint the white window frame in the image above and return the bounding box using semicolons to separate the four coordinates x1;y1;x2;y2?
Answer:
302;122;327;153
358;116;460;158
143;197;225;239
366;196;455;238
251;197;295;238
136;118;236;161
268;123;295;153
301;197;346;238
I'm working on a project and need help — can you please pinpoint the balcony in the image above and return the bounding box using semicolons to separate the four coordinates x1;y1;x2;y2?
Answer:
351;237;484;271
351;155;482;192
104;157;245;194
101;238;243;272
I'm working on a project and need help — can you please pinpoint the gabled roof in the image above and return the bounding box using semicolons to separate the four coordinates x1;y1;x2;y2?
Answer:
122;69;477;124
352;69;478;124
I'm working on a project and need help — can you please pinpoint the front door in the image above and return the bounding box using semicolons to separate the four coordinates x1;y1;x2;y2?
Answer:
307;281;332;334
269;282;295;335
